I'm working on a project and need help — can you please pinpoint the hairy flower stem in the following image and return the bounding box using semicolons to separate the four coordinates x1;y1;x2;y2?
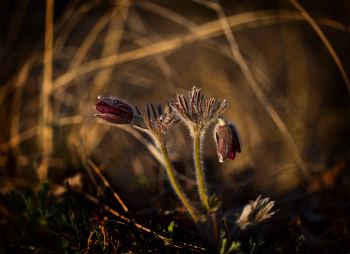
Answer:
194;134;210;211
159;143;199;223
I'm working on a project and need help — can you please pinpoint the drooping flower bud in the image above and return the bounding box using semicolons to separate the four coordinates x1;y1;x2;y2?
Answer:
93;96;133;125
214;118;241;162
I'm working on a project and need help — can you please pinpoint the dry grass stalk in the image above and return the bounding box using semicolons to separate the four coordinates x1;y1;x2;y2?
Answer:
288;0;350;96
205;0;312;182
86;158;129;212
38;0;54;183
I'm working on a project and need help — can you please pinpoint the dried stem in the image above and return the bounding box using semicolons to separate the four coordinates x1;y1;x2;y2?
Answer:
83;192;205;251
223;217;231;243
38;0;54;183
212;213;219;249
209;0;312;182
148;182;167;225
86;158;129;213
288;0;350;96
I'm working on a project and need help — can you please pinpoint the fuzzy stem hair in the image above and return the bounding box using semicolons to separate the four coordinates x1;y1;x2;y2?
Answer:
194;132;209;211
158;140;199;223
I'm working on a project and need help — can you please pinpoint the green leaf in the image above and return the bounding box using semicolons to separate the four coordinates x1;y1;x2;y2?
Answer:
220;229;226;240
227;241;241;254
207;194;221;213
297;235;304;251
38;181;50;209
168;221;174;234
22;192;32;213
57;237;70;254
220;238;228;254
250;239;264;254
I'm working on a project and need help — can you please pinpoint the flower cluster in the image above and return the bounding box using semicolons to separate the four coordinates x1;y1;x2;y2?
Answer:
93;88;241;163
92;87;275;228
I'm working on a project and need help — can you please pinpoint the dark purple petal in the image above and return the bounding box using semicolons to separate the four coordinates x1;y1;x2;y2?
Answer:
214;120;241;162
228;123;241;153
93;113;131;125
93;97;133;125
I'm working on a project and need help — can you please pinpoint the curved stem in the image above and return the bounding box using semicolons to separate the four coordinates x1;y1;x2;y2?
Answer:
159;144;199;223
194;134;209;211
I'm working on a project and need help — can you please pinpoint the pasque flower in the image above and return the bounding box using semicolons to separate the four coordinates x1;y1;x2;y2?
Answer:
93;96;134;125
214;117;241;162
172;87;229;212
134;102;199;223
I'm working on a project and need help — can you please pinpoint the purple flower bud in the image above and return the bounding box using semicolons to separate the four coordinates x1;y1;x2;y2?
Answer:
214;120;241;162
93;96;133;125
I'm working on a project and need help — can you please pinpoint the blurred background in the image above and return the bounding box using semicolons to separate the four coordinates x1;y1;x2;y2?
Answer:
1;0;350;213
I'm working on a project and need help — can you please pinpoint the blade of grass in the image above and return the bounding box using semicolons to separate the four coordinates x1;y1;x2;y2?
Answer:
38;0;54;183
83;192;206;251
278;5;310;191
85;211;104;250
205;0;312;182
288;0;350;96
86;158;129;213
84;1;130;156
223;217;232;243
212;213;219;250
69;0;130;69
54;10;315;90
148;182;167;225
65;181;82;252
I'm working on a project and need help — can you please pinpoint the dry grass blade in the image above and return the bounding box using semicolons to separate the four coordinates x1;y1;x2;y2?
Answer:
148;182;167;225
134;1;197;29
85;3;131;157
2;9;348;113
223;217;232;243
86;158;129;212
51;10;348;91
120;125;165;164
2;116;83;153
83;193;206;251
288;0;350;96
69;0;130;69
212;213;219;249
207;0;312;182
2;126;38;152
38;0;54;183
54;0;103;50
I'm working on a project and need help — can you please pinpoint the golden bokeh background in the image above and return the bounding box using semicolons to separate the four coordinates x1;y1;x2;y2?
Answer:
1;0;350;211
